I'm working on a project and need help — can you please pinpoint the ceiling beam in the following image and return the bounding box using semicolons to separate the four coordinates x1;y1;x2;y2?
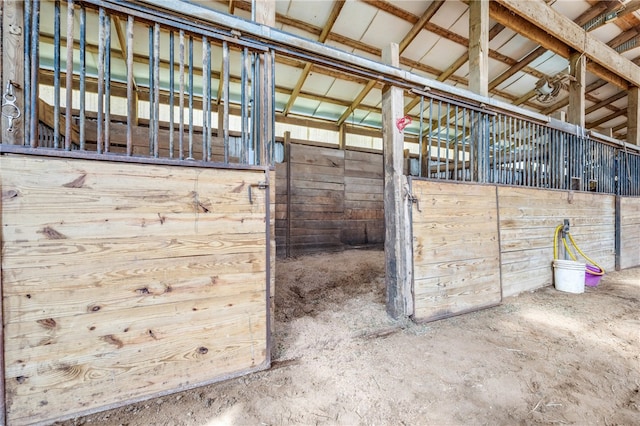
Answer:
494;0;640;88
586;91;627;115
436;22;506;84
282;0;344;116
398;1;445;53
337;80;377;126
588;109;627;128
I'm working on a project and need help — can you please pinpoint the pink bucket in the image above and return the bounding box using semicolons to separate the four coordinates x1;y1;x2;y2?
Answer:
585;265;603;287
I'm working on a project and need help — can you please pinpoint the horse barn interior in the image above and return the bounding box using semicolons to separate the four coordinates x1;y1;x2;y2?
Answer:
1;0;640;424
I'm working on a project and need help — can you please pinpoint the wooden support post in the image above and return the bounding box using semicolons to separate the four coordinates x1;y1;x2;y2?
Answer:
568;52;586;128
382;43;413;320
628;86;639;145
253;0;275;26
468;0;489;97
338;123;346;150
2;0;24;144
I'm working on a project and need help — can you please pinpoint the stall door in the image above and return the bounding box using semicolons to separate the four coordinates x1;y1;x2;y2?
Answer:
411;179;502;322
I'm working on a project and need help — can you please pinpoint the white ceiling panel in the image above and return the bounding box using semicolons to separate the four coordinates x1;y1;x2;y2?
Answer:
393;0;432;16
402;30;441;62
325;79;366;102
448;9;470;38
487;60;510;81
361;10;413;47
331;1;379;42
590;23;623;44
530;52;569;76
498;34;539;61
291;97;321;116
430;0;468;29
303;72;337;97
275;63;304;89
420;39;468;71
551;0;591;21
490;28;518;51
361;87;382;107
280;24;319;41
314;103;346;121
285;1;335;28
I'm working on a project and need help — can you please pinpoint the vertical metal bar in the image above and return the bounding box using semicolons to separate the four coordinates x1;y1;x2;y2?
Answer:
24;0;32;144
271;49;276;165
469;110;478;182
427;97;433;178
461;106;466;181
97;7;105;154
202;36;210;161
249;52;262;164
105;11;112;152
30;0;41;148
222;41;230;163
418;96;424;178
169;31;175;158
153;23;160;158
126;15;134;156
179;30;185;160
241;47;250;164
436;100;442;178
188;35;194;159
454;106;459;180
79;5;86;150
54;0;61;148
445;102;450;179
64;0;74;151
148;25;153;155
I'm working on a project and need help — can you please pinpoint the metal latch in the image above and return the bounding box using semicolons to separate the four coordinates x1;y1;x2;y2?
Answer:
2;80;21;133
407;193;421;212
248;181;268;204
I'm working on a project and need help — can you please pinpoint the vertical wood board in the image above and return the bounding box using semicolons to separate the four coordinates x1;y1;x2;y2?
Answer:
619;197;640;269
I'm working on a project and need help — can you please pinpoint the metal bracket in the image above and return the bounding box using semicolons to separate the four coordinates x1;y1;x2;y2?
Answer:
248;181;268;204
407;193;421;212
2;80;21;133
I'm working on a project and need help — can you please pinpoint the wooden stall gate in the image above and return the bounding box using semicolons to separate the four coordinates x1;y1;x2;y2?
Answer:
0;154;273;425
410;180;502;322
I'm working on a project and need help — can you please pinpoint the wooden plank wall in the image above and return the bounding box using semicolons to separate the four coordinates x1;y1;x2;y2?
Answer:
0;154;271;425
275;143;384;256
619;197;640;269
498;187;616;297
411;180;502;322
343;149;385;245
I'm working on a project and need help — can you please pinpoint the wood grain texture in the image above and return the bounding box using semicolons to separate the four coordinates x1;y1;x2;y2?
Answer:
1;154;270;425
274;144;385;255
497;187;616;297
619;197;640;269
411;181;501;322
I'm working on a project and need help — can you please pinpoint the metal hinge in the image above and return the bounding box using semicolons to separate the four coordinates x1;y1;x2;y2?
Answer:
248;181;268;204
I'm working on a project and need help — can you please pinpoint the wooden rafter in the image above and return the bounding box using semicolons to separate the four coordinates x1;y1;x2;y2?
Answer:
588;109;627;128
282;0;344;116
586;91;627;115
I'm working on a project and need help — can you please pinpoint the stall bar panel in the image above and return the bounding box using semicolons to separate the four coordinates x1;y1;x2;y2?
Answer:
24;0;275;165
0;154;272;425
410;179;502;322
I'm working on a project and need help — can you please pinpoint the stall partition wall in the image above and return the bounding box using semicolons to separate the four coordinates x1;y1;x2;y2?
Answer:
410;180;617;322
1;154;273;425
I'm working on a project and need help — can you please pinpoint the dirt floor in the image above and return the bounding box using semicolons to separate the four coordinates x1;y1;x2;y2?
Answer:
60;248;640;426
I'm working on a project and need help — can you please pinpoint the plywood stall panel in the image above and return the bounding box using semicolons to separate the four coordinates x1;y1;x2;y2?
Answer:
342;150;384;245
288;143;345;254
411;180;502;322
619;197;640;269
498;187;615;297
275;162;288;257
0;154;271;425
